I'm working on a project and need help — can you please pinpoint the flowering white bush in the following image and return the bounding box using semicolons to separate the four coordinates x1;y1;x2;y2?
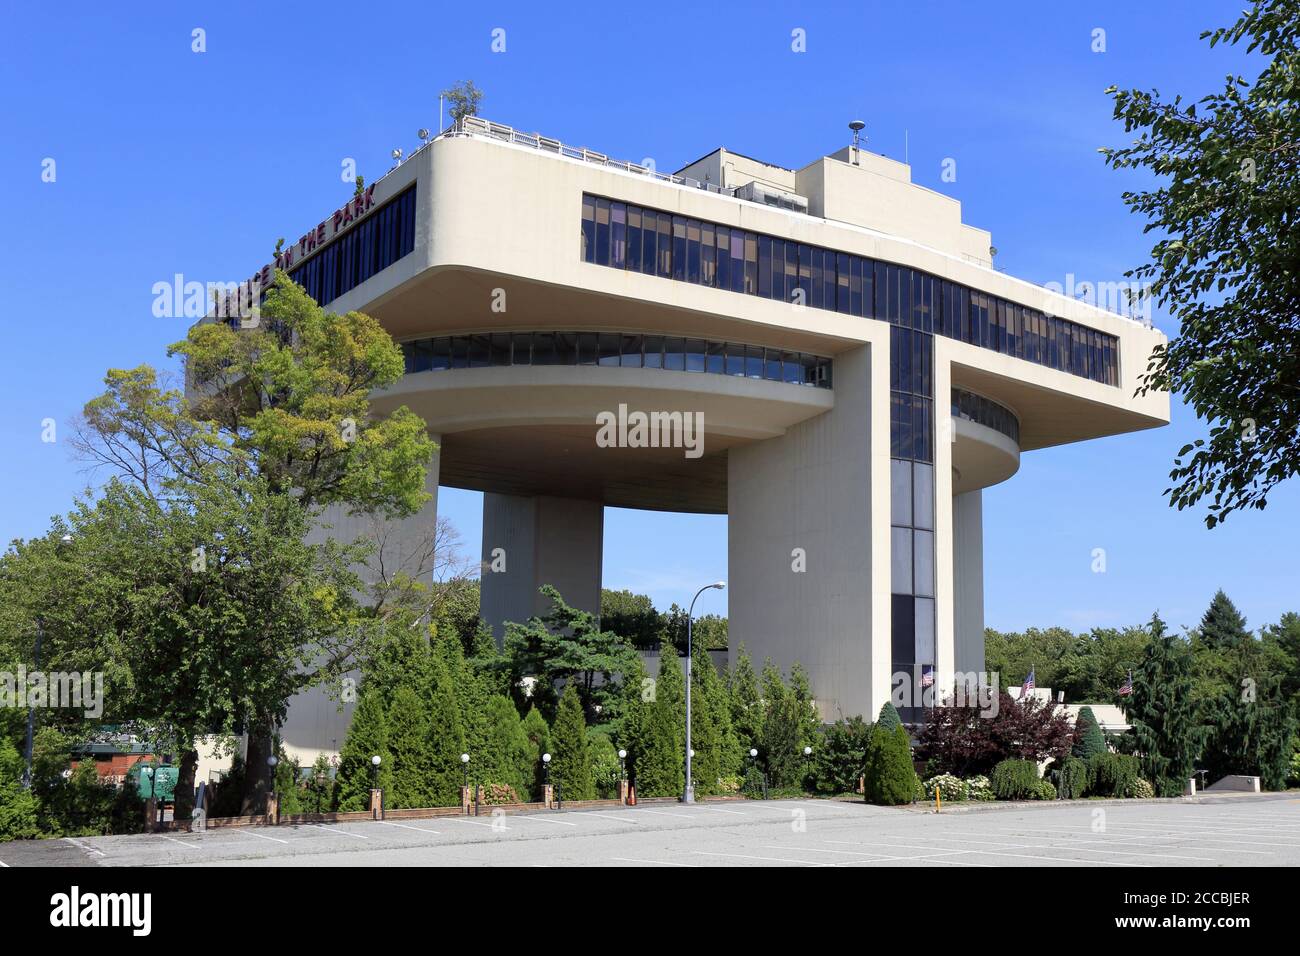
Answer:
924;774;968;801
965;775;995;801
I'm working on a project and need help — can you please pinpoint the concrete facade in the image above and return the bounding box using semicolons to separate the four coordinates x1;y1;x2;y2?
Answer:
228;115;1168;752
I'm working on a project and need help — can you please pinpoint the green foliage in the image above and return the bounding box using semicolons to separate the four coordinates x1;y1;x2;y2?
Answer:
1101;0;1300;526
990;759;1041;800
600;589;663;647
634;650;685;798
478;695;531;796
387;685;434;808
728;645;763;753
501;586;640;723
1056;756;1089;799
811;716;872;794
424;654;466;806
1073;707;1108;759
876;701;903;734
985;625;1150;704
551;685;594;801
334;681;391;811
1030;778;1057;800
0;738;41;840
441;80;484;125
864;724;916;806
1131;778;1156;799
1123;613;1206;796
520;706;550;801
687;643;738;796
588;733;622;800
1087;752;1142;798
759;659;803;789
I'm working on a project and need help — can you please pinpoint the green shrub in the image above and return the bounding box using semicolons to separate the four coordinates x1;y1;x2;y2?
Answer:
1072;707;1108;760
1056;756;1088;799
1030;778;1057;800
924;773;968;801
965;775;995;801
1130;778;1156;799
913;775;927;802
864;725;917;806
1087;752;1141;797
740;764;766;798
990;759;1040;800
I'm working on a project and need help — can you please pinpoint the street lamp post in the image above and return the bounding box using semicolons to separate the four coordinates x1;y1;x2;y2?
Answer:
684;580;726;804
370;754;382;788
618;749;627;780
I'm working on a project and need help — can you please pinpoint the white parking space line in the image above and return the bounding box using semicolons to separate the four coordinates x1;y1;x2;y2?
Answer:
511;814;578;827
63;837;105;857
975;824;1278;853
229;828;291;845
162;835;202;850
611;857;698;866
580;812;640;824
767;844;987;867
446;817;509;830
693;850;836;866
634;808;703;820
824;839;1149;867
898;831;1218;863
696;806;747;816
376;821;442;835
312;824;369;840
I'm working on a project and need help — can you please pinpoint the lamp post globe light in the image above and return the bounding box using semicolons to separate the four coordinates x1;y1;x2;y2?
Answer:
684;581;725;804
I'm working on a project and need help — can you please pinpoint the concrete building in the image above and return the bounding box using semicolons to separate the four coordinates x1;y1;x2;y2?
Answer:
252;116;1167;757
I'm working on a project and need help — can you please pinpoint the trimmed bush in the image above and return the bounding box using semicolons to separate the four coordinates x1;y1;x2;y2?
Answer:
864;724;917;806
965;775;995;801
1131;778;1156;799
1030;778;1057;800
1087;752;1141;798
1056;756;1088;799
990;759;1040;800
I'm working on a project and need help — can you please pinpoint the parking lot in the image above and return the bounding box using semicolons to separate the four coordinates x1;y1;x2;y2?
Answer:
2;795;1296;867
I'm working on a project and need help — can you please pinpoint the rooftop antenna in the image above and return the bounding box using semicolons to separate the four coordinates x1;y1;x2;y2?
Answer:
848;119;866;166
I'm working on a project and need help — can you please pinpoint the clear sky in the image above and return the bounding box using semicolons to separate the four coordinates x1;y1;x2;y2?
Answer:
2;1;1293;636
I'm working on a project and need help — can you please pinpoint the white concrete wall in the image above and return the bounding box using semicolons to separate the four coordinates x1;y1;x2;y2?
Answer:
480;493;604;638
727;344;890;721
952;489;985;678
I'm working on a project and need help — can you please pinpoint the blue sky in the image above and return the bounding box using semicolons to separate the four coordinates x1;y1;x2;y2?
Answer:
2;1;1293;635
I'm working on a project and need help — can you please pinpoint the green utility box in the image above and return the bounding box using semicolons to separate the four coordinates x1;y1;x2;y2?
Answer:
132;764;179;801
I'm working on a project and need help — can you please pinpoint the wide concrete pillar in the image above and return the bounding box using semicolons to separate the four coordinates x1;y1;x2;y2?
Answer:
726;344;890;721
480;493;604;640
952;489;985;678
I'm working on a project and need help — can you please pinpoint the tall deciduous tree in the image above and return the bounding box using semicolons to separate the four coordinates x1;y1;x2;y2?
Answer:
1101;1;1300;526
70;271;436;810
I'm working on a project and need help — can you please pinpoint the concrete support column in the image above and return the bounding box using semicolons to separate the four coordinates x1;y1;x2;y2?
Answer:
726;343;890;721
952;489;985;679
480;494;604;640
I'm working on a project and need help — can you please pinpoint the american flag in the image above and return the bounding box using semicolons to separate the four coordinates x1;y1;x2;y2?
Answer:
920;665;935;688
1118;670;1133;697
1021;668;1035;697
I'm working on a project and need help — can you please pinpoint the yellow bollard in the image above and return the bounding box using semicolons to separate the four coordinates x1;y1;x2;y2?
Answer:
935;785;941;812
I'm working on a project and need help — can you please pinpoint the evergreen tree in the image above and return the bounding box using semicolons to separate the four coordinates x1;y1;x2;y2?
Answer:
1199;590;1250;651
551;684;594;800
876;701;903;734
433;629;488;775
334;681;392;811
387;684;434;808
425;654;467;806
760;658;801;788
689;639;740;793
635;648;686;797
1123;613;1205;797
789;662;822;750
478;694;532;796
728;645;763;752
520;706;551;801
864;724;917;806
1072;706;1108;759
614;654;648;788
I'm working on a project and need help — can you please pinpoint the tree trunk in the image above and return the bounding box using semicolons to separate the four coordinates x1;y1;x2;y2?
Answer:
240;730;274;815
174;748;199;822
